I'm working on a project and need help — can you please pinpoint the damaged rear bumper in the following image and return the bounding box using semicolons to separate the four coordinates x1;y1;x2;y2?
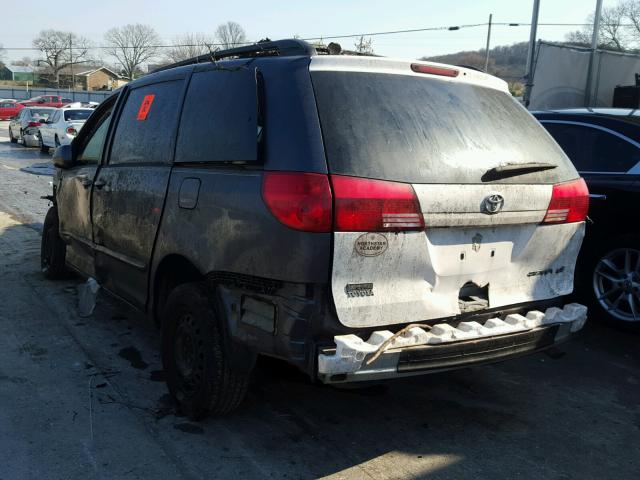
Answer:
317;303;587;384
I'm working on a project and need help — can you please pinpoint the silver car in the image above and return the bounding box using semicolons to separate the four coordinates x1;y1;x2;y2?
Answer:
9;107;56;147
39;108;94;152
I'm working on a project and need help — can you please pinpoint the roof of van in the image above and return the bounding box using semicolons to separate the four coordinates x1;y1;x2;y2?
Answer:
150;38;509;93
309;56;509;93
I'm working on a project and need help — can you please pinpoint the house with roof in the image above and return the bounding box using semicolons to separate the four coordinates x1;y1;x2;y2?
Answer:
37;65;128;91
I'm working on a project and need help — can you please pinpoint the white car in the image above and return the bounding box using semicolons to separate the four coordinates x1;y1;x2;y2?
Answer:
38;108;94;152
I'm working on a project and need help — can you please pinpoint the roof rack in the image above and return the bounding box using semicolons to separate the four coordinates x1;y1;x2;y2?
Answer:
151;39;317;74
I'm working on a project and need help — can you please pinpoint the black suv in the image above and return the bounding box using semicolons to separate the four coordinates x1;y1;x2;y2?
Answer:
535;109;640;328
42;40;589;418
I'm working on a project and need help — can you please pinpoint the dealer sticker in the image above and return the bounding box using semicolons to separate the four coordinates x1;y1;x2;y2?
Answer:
354;233;388;257
137;94;155;121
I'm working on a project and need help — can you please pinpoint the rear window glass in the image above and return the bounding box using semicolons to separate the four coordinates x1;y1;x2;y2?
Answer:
64;110;91;121
175;67;258;164
31;109;53;119
311;71;577;184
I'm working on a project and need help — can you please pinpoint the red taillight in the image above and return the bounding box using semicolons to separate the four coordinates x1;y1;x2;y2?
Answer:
27;121;41;127
66;127;77;135
543;178;589;224
262;172;333;232
410;63;459;77
331;175;424;232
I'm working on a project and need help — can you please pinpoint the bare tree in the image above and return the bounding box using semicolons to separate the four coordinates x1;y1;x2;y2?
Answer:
566;3;629;51
215;21;247;49
165;33;215;63
354;36;374;55
565;29;591;47
33;30;92;86
0;44;5;66
623;0;640;46
12;57;34;67
599;5;628;51
105;24;161;80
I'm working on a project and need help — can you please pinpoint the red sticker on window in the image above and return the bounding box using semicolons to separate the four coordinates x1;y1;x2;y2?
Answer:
137;94;155;121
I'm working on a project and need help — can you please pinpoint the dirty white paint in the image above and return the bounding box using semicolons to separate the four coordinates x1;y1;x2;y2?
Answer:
414;184;553;227
331;219;585;329
318;303;588;376
309;56;508;93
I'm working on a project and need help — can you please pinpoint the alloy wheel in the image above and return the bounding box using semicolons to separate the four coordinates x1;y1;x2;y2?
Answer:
593;248;640;322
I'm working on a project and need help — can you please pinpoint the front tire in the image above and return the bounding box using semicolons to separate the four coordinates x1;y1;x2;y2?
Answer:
162;282;251;419
41;207;68;279
9;128;17;143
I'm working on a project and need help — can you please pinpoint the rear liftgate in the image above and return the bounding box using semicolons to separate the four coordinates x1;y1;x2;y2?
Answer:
322;177;589;381
261;171;589;382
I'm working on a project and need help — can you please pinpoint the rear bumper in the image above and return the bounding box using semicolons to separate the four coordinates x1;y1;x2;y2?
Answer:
317;303;587;384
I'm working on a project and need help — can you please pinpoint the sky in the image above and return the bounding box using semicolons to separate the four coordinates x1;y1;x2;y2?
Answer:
0;0;612;63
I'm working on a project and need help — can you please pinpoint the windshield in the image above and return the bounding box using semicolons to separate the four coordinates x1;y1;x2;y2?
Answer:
64;110;92;121
311;71;578;184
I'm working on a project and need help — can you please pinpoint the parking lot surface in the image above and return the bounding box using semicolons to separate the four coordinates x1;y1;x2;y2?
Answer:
0;120;638;479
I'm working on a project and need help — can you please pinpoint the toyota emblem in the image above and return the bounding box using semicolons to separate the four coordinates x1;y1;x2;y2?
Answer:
482;194;505;215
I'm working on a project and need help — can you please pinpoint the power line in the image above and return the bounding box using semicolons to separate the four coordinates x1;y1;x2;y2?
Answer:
1;21;636;52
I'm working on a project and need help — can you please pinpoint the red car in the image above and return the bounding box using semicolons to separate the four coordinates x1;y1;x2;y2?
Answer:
0;101;24;120
19;95;72;108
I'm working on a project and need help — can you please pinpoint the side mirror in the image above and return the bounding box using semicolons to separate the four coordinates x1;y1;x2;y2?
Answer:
52;144;75;169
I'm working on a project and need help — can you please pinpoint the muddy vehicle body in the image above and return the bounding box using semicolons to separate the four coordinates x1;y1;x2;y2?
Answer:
42;40;589;418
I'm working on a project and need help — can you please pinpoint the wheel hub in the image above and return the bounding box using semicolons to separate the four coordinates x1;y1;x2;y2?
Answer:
593;247;640;322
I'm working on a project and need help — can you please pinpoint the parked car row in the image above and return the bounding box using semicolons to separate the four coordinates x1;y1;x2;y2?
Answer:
8;105;94;149
0;97;99;121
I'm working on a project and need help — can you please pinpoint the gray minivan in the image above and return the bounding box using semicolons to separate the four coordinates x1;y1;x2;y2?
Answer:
42;40;589;418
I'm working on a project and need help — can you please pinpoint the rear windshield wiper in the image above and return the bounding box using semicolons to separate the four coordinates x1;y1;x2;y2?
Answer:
482;162;557;182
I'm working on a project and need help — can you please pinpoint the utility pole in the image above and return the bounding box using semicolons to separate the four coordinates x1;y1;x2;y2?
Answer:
69;33;74;95
524;0;541;107
584;0;604;106
484;14;493;73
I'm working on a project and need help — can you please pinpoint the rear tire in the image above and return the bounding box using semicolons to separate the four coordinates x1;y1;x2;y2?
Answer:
39;133;49;153
54;136;61;148
162;282;251;419
578;234;640;331
41;207;68;279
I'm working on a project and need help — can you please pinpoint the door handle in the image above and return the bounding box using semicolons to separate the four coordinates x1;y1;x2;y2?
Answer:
94;180;110;191
78;175;92;188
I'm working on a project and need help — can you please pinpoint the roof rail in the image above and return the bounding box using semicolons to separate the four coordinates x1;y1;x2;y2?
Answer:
151;39;317;74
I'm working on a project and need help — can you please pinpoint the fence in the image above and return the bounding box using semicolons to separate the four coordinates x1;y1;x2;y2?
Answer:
529;41;640;109
0;86;111;103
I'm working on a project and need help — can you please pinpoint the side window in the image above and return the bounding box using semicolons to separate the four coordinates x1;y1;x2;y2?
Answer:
544;123;640;173
174;68;258;163
76;107;114;164
109;80;183;165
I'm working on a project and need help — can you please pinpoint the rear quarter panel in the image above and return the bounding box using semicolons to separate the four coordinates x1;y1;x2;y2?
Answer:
151;168;332;284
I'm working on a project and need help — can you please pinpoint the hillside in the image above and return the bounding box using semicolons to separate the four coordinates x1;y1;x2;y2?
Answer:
423;41;529;83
